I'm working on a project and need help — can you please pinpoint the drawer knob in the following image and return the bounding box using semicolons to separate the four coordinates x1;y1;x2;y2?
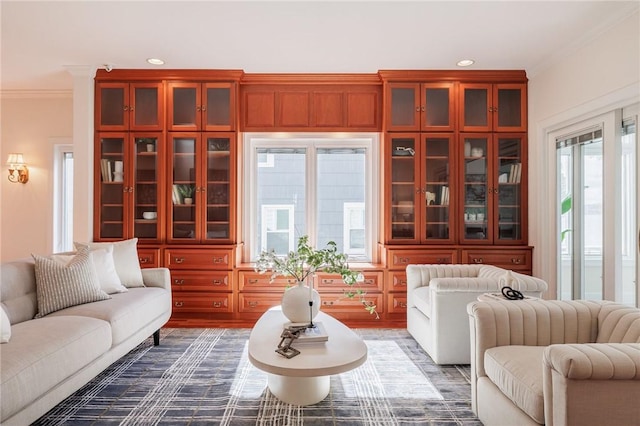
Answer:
173;279;184;285
323;279;334;284
213;301;223;308
139;257;149;264
174;257;185;264
473;258;483;264
322;301;334;306
212;279;222;285
399;302;407;308
248;301;258;308
248;279;258;284
174;301;183;308
511;258;522;264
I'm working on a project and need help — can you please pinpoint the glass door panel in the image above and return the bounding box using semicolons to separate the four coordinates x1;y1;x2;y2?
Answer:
205;136;231;241
422;83;455;131
496;136;523;241
462;136;489;242
168;83;200;130
389;135;418;241
621;121;637;306
205;85;232;129
171;136;198;240
388;85;419;130
132;85;161;128
133;135;160;241
461;85;489;131
98;84;127;130
496;88;522;128
98;135;126;239
423;135;452;242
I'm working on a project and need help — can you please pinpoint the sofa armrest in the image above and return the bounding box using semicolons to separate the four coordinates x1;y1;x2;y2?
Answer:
542;343;640;426
141;267;171;291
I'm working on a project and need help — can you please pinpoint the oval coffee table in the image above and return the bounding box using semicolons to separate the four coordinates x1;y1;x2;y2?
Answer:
248;306;367;406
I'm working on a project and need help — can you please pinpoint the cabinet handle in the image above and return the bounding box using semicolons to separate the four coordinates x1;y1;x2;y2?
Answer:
363;279;374;285
139;257;149;264
322;279;334;284
213;257;224;264
322;301;335;306
415;106;420;112
201;106;206;112
248;279;258;284
123;105;129;111
196;106;201;112
174;301;183;307
472;258;484;264
213;301;222;308
173;279;184;285
248;301;258;308
212;279;223;286
129;105;134;112
421;106;425;112
399;302;408;308
511;258;522;264
399;257;410;264
174;257;185;264
416;188;421;193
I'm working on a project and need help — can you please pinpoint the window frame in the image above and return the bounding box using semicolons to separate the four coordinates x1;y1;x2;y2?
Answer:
242;133;379;263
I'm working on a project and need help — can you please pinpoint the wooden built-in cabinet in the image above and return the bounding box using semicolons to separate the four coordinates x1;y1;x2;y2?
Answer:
93;69;530;328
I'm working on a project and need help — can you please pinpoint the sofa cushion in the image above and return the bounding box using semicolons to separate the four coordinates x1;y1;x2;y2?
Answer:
484;345;546;424
75;238;144;288
48;287;170;346
413;286;431;318
1;306;10;343
0;259;38;324
0;316;112;421
52;246;128;295
596;303;640;343
32;249;111;317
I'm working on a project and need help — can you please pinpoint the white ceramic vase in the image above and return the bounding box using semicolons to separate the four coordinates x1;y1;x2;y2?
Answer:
281;281;321;324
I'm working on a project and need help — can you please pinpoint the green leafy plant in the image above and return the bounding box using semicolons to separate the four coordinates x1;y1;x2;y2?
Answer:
178;184;195;199
255;235;378;318
560;195;572;242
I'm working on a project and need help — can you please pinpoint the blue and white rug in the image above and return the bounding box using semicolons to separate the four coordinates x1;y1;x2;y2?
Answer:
34;328;480;425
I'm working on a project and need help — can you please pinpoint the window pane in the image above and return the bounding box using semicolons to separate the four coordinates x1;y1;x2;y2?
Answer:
621;121;637;306
317;148;366;255
255;148;306;258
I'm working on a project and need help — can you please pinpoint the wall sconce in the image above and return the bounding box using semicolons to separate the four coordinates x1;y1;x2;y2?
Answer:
6;153;29;184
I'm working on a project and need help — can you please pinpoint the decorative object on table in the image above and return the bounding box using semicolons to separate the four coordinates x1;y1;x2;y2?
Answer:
275;322;329;358
255;235;378;325
177;184;195;205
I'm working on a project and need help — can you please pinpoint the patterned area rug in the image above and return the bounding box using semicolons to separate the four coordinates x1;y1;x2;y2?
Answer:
34;328;480;425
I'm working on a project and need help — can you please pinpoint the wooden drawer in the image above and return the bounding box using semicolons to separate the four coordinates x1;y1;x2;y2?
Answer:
315;271;384;292
171;292;234;313
461;248;531;271
238;271;296;291
165;248;233;270
319;292;383;315
238;293;283;313
386;294;407;314
387;249;458;269
138;248;160;268
171;271;233;292
386;271;407;292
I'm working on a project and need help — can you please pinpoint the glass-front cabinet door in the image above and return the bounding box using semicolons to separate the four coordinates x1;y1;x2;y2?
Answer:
422;83;456;132
386;84;420;131
168;133;235;243
387;134;419;242
95;132;163;242
169;134;199;242
385;82;455;132
460;83;527;132
461;134;490;243
132;134;163;242
204;133;235;242
167;82;235;131
495;134;526;243
96;82;163;131
422;134;455;243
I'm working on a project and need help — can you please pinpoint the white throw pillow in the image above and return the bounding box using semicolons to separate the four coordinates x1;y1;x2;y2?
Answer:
1;306;11;343
51;246;128;294
75;238;144;288
32;248;111;317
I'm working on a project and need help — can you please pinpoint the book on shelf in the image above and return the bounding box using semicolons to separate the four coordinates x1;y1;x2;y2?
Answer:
284;321;329;343
439;186;449;206
508;163;521;183
172;184;182;205
100;159;112;182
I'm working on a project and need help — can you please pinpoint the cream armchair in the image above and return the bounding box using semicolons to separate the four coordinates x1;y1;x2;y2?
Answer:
468;299;640;426
406;264;547;364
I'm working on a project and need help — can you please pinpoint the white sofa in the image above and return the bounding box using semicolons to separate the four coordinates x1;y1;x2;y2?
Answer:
468;299;640;426
0;256;172;426
406;264;547;364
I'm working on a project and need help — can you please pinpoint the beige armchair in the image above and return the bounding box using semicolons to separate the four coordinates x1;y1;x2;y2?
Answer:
406;264;547;364
468;299;640;426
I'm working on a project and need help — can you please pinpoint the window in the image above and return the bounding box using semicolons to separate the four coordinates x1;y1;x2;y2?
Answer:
244;134;378;262
53;144;74;252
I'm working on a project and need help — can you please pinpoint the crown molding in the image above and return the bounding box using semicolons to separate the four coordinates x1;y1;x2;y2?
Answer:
0;90;73;99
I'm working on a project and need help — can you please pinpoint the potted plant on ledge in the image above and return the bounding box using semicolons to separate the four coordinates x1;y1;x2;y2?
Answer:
255;235;379;323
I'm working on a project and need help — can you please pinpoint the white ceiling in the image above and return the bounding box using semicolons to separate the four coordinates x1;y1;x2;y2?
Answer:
1;1;638;93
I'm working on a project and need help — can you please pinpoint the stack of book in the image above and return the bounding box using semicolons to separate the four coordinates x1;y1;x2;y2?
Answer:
100;159;112;182
508;163;522;183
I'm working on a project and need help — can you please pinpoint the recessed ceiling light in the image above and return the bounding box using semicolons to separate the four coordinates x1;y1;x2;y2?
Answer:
146;58;165;66
457;59;475;67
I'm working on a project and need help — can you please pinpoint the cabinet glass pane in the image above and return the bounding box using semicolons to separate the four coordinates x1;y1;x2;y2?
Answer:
206;87;231;126
133;87;159;127
100;88;124;127
424;137;450;240
172;88;197;126
464;137;488;240
464;88;488;127
391;137;416;240
391;88;416;127
172;137;197;239
497;137;522;240
206;137;231;240
99;136;125;239
497;88;522;128
134;136;159;240
424;88;450;127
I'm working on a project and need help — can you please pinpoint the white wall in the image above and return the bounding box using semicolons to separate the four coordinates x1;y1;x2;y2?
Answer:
0;95;73;260
528;10;640;297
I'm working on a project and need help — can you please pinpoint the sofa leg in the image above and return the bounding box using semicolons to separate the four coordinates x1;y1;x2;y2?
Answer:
153;330;160;346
